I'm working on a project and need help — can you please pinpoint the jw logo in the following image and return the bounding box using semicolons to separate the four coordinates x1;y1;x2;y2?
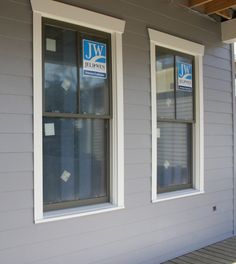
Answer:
83;39;106;63
178;63;192;79
177;62;192;91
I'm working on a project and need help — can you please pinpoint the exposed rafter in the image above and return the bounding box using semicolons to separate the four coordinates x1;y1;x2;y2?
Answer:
188;0;213;8
216;9;233;19
204;0;236;15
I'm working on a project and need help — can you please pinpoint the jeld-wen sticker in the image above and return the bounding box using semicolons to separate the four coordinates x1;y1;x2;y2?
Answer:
83;39;107;79
177;62;192;92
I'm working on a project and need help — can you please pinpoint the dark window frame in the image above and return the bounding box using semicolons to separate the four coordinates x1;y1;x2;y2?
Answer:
42;18;112;212
156;46;195;194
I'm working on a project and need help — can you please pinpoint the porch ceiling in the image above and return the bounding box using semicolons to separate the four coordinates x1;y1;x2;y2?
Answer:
177;0;236;43
178;0;236;21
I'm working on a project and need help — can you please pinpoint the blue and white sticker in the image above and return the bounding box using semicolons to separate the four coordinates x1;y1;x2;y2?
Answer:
177;62;192;92
83;39;107;79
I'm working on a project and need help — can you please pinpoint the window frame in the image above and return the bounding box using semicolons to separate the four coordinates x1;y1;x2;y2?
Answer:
31;0;125;223
148;28;205;202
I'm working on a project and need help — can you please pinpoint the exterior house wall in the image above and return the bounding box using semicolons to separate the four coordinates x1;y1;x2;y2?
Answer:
0;0;234;263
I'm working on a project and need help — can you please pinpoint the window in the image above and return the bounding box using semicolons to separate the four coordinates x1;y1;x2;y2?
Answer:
148;29;204;201
31;0;125;222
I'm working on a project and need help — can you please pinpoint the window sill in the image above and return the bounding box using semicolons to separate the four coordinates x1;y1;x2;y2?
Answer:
152;189;204;203
35;203;124;224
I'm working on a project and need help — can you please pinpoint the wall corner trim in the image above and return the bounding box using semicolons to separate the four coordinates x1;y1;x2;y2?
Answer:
221;18;236;43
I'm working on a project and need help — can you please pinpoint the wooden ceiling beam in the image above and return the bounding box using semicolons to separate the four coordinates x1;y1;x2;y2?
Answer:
204;0;236;15
188;0;213;8
216;9;233;19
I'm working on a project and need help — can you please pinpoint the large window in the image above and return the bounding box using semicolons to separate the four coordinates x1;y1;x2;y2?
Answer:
149;29;204;201
43;20;111;211
31;0;125;222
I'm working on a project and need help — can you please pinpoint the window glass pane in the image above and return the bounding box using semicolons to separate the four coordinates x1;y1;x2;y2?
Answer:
44;25;78;113
176;56;194;120
156;48;175;119
80;36;110;115
43;117;108;208
157;122;192;191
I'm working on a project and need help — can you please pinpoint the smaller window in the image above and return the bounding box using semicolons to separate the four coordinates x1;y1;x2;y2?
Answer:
149;29;204;201
156;47;194;193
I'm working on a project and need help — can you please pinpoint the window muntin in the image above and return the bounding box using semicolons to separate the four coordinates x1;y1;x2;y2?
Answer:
156;46;194;193
43;19;111;211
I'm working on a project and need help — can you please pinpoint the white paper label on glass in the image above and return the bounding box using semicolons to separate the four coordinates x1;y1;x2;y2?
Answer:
46;38;56;52
44;123;55;136
60;170;71;182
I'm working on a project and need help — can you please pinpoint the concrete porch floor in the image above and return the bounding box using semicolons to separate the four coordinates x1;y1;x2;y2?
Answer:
162;236;236;264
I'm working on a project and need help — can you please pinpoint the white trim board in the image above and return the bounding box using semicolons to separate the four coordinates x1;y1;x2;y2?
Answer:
148;29;204;56
30;0;125;33
31;0;125;223
148;28;205;202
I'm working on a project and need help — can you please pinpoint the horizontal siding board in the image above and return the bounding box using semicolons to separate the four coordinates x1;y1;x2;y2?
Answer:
125;163;151;179
0;1;32;23
0;171;33;192
0;134;32;153
124;104;150;120
124;75;150;91
0;74;32;96
125;134;151;149
12;218;231;264
123;44;149;63
0;55;32;77
0;17;31;41
0;36;32;60
204;101;232;114
204;89;232;104
203;65;232;82
205;146;233;158
125;149;151;164
0;153;33;172
124;119;151;134
0;204;232;262
0;95;32;114
204;124;233;136
203;54;231;71
0;114;32;133
124;90;150;106
205;168;233;178
0;190;32;212
204;78;232;93
204;112;232;125
205;135;232;147
0;208;33;232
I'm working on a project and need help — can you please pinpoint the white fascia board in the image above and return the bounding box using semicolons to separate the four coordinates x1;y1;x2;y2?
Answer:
148;28;204;56
221;18;236;43
30;0;125;33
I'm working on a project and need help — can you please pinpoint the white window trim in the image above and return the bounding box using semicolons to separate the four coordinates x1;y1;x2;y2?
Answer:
148;28;205;203
31;0;125;223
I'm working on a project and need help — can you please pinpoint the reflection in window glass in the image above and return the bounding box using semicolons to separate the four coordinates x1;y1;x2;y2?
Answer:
43;118;108;208
176;56;194;120
157;122;192;191
44;25;78;113
156;48;175;119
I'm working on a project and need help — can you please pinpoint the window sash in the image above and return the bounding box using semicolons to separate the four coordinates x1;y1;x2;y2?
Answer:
156;46;195;123
42;19;112;211
156;46;194;194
